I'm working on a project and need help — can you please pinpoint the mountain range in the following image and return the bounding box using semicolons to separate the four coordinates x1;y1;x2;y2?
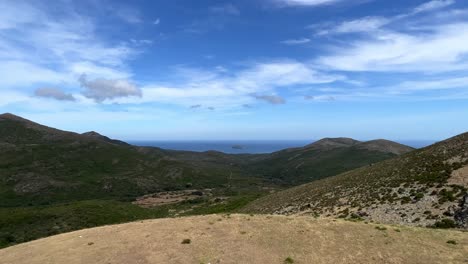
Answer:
1;113;465;250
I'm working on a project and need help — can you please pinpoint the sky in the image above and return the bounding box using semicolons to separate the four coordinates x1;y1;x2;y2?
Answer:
0;0;467;140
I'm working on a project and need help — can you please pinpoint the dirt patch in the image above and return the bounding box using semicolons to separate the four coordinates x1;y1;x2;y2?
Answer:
132;189;213;208
1;214;467;264
449;165;468;187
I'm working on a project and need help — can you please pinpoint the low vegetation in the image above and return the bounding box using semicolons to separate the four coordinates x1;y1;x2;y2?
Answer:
242;132;468;228
0;114;413;248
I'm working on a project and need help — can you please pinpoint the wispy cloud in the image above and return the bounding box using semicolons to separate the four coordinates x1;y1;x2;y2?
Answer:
281;38;311;45
313;0;457;35
316;22;468;72
0;0;138;96
114;61;343;109
413;0;455;14
210;3;240;15
274;0;341;7
316;17;390;35
304;95;335;101
112;5;143;24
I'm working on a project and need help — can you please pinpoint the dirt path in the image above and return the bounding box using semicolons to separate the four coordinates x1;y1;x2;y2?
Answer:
1;214;467;264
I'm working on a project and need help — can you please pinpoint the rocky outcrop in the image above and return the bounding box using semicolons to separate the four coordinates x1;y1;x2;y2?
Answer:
455;193;468;228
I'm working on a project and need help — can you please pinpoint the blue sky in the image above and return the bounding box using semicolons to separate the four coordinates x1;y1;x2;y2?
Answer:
1;0;467;140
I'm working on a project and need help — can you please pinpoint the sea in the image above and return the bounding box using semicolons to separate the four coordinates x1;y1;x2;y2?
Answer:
126;140;436;154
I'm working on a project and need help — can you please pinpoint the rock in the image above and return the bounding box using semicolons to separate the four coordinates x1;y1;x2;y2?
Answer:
454;193;468;228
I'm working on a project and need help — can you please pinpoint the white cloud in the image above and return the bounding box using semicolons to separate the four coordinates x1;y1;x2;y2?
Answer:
313;1;457;36
413;0;455;14
388;77;468;94
113;61;343;108
317;17;390;35
0;1;137;91
316;23;468;72
281;38;311;45
275;0;341;6
0;61;66;87
153;18;161;25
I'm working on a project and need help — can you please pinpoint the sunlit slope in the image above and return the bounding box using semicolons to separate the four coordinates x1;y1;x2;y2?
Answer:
1;214;466;264
243;132;468;228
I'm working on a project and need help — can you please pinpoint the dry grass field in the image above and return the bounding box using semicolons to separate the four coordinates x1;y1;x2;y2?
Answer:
1;214;467;264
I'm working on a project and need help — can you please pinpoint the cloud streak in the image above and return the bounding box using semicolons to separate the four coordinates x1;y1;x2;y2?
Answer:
275;0;341;7
281;38;311;45
316;22;468;72
34;88;75;101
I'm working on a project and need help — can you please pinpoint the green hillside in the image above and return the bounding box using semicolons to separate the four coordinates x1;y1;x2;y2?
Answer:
0;113;413;248
242;132;468;229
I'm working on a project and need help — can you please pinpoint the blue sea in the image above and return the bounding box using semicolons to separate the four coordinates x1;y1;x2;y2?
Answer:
127;140;435;154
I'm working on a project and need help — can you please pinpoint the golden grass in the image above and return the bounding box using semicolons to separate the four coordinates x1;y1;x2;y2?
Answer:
1;214;467;264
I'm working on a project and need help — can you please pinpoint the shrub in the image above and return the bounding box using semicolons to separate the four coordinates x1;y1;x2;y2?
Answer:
375;226;387;231
401;196;412;204
446;240;457;245
284;257;294;263
433;219;456;229
181;239;191;244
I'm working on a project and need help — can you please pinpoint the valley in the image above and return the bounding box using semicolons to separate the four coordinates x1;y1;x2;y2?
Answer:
0;113;467;263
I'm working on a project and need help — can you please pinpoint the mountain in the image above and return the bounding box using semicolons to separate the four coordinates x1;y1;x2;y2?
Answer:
0;113;268;207
246;137;414;185
355;139;415;155
242;132;468;228
304;137;360;149
0;113;414;248
81;131;130;146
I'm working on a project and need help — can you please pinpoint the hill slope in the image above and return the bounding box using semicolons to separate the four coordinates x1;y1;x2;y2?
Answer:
0;113;269;207
0;113;415;248
247;138;414;185
242;132;468;228
1;214;466;264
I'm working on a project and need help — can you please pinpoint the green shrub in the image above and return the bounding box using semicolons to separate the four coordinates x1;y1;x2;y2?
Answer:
433;219;456;229
284;257;294;263
181;239;191;244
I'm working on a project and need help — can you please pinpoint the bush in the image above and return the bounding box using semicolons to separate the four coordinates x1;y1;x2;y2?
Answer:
446;240;457;245
181;239;191;244
433;219;456;229
401;196;412;204
284;257;294;263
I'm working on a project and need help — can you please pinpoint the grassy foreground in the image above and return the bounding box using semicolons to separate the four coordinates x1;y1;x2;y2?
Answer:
0;195;261;249
1;214;466;264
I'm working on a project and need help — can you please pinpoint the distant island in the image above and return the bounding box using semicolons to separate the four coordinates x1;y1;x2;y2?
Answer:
231;144;245;150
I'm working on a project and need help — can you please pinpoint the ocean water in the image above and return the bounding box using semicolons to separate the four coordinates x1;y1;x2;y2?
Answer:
127;140;435;154
127;140;311;154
